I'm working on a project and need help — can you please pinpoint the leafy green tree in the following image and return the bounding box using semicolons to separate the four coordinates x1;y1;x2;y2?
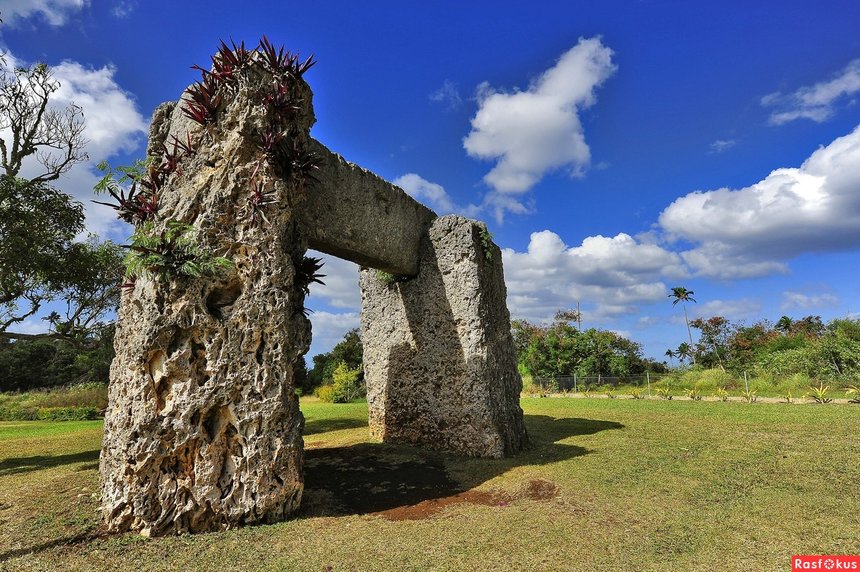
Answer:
668;286;697;359
675;342;693;364
293;355;309;394
728;321;776;372
819;319;860;377
0;56;123;347
511;318;542;358
665;348;676;367
0;176;123;347
690;316;732;370
0;324;114;391
523;319;581;378
775;315;794;334
515;311;663;378
307;328;363;390
329;362;363;402
789;315;825;338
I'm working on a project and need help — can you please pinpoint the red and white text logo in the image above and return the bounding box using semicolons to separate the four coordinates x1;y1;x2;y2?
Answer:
793;556;860;571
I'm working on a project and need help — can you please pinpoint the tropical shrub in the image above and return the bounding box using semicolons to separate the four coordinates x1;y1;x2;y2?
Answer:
805;382;832;404
655;385;673;400
741;389;758;403
316;362;363;403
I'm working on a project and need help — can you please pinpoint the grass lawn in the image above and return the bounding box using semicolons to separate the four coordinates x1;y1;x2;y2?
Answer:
0;398;857;571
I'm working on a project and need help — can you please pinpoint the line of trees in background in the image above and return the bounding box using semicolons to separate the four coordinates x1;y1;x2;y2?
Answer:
680;314;860;380
513;310;667;380
0;45;122;393
301;312;671;402
296;328;364;402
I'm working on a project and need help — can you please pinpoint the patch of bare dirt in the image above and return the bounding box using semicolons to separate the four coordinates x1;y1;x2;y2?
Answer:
375;489;512;521
523;478;560;500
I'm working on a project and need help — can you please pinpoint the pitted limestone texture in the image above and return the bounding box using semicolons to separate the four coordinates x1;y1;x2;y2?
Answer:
359;215;528;458
100;59;313;536
103;43;528;537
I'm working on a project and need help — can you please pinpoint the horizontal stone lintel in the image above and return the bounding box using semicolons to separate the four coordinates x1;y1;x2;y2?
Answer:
299;139;437;276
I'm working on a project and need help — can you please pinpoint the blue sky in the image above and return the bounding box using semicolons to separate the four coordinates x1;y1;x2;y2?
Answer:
3;1;860;360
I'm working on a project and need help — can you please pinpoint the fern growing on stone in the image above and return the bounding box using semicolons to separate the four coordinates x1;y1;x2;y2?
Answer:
124;221;232;281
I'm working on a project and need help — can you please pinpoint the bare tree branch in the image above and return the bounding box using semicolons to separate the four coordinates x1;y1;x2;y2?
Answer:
0;62;88;182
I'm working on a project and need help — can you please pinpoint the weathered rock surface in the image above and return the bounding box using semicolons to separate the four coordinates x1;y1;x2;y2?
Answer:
102;44;528;537
100;62;313;535
298;139;436;276
359;216;528;458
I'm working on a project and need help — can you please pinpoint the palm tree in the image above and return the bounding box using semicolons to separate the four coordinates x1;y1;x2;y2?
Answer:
669;287;697;355
775;315;794;334
664;348;676;367
676;342;693;364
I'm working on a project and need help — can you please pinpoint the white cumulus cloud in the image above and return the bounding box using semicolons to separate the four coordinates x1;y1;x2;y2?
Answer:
763;59;860;125
463;37;616;217
307;311;360;359
1;52;147;238
392;173;481;217
50;61;149;162
659;124;860;279
502;230;685;322
0;0;87;26
689;299;762;320
781;291;838;311
305;251;361;310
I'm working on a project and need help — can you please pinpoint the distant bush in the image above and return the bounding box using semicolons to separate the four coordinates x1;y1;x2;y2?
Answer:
316;362;364;403
36;406;99;421
674;368;737;392
22;382;108;410
0;406;38;420
0;383;107;420
0;405;99;421
316;384;336;403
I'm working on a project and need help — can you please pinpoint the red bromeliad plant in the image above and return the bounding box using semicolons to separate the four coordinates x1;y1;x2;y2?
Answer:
181;74;222;126
257;126;284;158
157;138;187;176
92;178;159;226
93;160;161;226
255;80;303;125
169;131;196;156
191;39;252;87
247;161;277;226
258;35;316;78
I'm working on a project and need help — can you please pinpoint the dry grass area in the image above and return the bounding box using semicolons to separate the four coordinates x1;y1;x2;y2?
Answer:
0;397;857;571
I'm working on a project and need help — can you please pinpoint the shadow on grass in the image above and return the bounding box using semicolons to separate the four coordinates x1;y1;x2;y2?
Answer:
301;414;623;517
0;413;624;555
303;416;367;436
0;527;103;563
0;449;100;477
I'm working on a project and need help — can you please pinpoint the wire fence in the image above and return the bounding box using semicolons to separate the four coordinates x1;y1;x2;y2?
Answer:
531;374;671;393
529;372;859;400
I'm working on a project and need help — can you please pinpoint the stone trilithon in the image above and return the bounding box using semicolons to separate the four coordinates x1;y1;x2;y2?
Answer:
100;42;527;536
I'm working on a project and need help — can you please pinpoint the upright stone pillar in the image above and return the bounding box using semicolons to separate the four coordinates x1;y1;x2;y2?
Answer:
360;216;528;458
100;57;314;535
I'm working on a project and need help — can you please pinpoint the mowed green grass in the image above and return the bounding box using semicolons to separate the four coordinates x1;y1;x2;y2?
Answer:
0;398;857;571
